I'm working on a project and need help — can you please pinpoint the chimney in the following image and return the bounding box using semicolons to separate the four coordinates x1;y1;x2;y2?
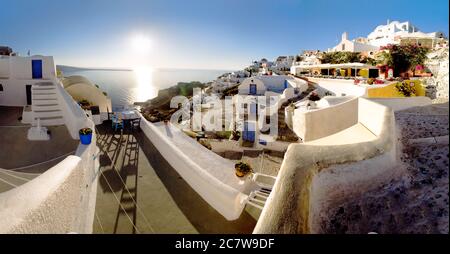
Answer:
341;32;348;41
387;19;390;25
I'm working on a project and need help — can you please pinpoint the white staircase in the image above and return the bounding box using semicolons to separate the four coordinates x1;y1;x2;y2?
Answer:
31;82;64;126
245;173;277;211
246;188;271;210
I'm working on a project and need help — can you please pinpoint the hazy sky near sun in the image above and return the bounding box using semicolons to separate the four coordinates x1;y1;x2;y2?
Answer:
1;0;448;70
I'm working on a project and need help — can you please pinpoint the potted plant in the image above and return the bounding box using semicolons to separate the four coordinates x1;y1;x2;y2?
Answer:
308;91;320;101
79;127;93;145
235;162;252;178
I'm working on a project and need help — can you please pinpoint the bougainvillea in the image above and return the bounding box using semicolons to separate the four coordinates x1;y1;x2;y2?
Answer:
375;44;429;77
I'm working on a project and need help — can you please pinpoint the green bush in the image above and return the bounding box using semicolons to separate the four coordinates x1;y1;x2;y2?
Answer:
395;81;416;97
320;52;364;64
216;131;232;139
79;127;93;135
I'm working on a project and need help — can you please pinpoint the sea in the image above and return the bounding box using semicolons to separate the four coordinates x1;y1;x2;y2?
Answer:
59;66;230;111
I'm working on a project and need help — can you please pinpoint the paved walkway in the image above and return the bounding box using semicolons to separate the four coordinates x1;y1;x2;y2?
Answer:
93;124;256;234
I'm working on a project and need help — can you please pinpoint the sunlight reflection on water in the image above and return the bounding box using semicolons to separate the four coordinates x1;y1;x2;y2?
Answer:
133;66;157;102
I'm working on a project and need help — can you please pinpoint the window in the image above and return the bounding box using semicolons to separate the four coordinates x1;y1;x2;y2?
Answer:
0;83;3;92
342;44;345;51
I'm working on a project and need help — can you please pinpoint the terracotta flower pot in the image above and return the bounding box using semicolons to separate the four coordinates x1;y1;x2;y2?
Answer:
235;170;246;178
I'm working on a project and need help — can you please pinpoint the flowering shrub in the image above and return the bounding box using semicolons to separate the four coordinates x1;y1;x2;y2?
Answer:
375;44;429;77
395;81;416;97
79;127;93;135
374;79;385;85
235;162;252;177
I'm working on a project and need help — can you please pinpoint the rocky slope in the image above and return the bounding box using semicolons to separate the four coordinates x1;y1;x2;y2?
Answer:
423;47;449;101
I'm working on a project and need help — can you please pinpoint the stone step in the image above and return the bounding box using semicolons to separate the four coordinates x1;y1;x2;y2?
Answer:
247;200;264;210
32;98;58;106
33;109;63;118
32;87;56;91
32;93;58;100
34;116;64;126
32;104;60;111
31;91;57;96
33;82;55;87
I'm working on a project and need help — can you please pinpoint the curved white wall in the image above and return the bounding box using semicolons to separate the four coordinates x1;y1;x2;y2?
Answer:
65;83;112;113
140;118;250;221
63;75;112;114
254;98;396;233
291;97;359;142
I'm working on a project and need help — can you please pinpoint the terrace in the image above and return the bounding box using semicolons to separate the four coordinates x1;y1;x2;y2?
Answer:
0;106;78;193
93;122;257;233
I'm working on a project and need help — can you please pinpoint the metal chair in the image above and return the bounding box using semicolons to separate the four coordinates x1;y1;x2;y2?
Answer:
111;114;124;131
130;118;141;132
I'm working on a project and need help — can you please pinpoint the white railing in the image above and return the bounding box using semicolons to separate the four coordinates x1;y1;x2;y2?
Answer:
53;78;89;139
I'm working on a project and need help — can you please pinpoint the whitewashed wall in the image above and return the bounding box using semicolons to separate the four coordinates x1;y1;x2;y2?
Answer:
0;79;42;106
140;118;250;221
54;79;90;139
0;55;57;107
238;77;266;95
254;98;397;233
9;56;56;80
65;83;112;113
291;97;359;142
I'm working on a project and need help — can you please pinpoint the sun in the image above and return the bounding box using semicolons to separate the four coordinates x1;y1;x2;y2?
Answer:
130;34;152;54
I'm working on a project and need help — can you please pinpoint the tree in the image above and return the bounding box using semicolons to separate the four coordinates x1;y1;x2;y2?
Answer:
375;44;429;77
319;51;363;64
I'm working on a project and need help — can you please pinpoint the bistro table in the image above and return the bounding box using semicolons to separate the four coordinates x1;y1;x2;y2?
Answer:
118;110;141;129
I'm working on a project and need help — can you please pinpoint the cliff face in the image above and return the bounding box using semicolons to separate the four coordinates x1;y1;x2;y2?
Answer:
423;47;449;101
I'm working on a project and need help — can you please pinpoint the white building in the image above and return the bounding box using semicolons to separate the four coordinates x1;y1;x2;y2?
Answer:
273;56;295;71
367;20;446;47
329;32;379;53
235;75;308;144
0;55;56;106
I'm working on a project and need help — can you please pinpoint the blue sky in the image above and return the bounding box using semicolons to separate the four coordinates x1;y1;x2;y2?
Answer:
1;0;448;70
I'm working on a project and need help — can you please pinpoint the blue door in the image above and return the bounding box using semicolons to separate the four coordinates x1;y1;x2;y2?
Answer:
249;84;257;95
243;122;255;142
32;60;43;79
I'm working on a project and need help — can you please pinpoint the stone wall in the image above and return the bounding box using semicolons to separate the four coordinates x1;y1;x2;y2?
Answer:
423;47;449;101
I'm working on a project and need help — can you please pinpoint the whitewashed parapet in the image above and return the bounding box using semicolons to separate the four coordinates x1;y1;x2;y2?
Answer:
254;98;396;233
54;78;90;139
139;116;249;221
